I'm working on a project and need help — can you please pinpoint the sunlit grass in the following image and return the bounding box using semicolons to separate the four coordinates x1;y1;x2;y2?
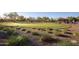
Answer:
0;22;69;29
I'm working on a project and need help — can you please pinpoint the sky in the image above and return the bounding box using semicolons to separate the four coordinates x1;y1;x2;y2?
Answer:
18;12;79;18
0;12;79;18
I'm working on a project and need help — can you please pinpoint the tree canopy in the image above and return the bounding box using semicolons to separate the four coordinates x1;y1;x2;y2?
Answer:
0;12;79;23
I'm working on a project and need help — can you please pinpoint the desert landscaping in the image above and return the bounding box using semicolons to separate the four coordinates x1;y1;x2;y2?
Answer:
0;12;79;46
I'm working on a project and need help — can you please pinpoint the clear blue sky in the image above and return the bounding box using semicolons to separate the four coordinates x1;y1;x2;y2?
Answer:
18;12;79;18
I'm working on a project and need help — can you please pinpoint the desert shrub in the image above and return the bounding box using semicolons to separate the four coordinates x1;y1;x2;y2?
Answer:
7;35;30;46
22;29;26;31
40;35;61;43
48;31;53;34
2;27;15;31
6;30;14;35
27;31;31;33
0;27;3;30
41;28;46;31
38;28;41;30
0;31;8;39
32;28;36;29
64;31;73;35
56;34;71;38
0;27;7;31
56;29;62;32
0;27;18;39
16;28;21;30
49;28;53;31
67;29;71;31
53;30;64;36
57;40;78;46
6;29;18;36
0;27;17;36
32;32;41;36
74;32;79;36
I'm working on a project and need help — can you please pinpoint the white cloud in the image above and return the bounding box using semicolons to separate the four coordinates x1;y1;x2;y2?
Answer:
0;12;6;17
0;0;78;13
0;12;9;17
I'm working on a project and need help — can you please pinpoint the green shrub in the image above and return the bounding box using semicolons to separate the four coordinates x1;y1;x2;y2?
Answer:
7;30;14;35
1;27;18;36
0;30;8;39
16;28;21;30
32;28;36;29
0;27;3;30
6;29;18;36
7;35;30;46
56;29;62;32
48;31;53;34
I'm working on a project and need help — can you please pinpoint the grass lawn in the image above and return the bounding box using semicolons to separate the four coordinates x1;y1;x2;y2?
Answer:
0;22;69;29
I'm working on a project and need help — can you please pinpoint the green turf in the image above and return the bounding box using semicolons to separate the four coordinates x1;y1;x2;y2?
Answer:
0;22;69;29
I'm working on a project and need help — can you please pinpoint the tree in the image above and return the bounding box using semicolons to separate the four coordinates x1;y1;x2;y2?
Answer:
3;12;19;21
17;16;26;21
76;16;79;22
0;16;3;22
57;17;66;23
50;18;55;22
42;17;50;22
3;13;8;18
67;17;76;23
8;12;18;19
26;17;35;22
37;17;42;22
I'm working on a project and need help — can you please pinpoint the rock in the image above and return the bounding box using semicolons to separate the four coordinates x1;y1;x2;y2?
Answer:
70;40;77;44
73;33;76;36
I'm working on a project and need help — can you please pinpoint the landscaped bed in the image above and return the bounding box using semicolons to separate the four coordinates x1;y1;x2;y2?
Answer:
0;22;79;46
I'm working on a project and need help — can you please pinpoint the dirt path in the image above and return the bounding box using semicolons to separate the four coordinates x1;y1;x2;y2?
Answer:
66;24;79;32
